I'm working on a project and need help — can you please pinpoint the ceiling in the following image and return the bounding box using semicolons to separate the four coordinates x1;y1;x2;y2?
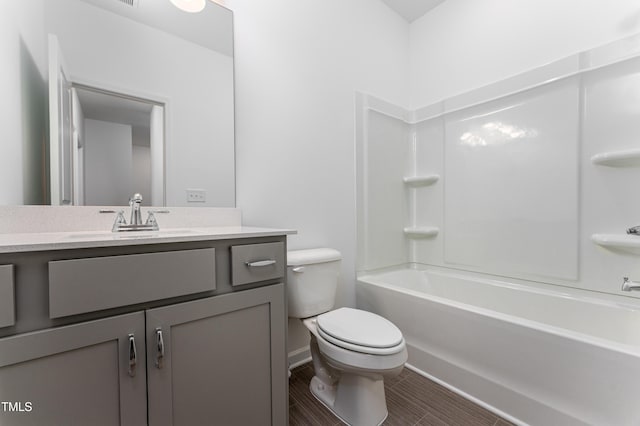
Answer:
380;0;445;22
79;0;233;56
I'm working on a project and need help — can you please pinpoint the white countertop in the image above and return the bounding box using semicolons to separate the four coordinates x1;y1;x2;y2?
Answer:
0;226;296;254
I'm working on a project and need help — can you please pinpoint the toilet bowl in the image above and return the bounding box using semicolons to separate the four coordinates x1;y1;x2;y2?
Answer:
303;308;407;426
287;249;407;426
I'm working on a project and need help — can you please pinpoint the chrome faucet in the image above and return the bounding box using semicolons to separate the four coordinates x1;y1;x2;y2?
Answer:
622;277;640;292
129;193;143;226
111;193;167;232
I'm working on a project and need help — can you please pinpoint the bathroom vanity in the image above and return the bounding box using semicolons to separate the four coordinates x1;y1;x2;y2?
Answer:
0;216;293;426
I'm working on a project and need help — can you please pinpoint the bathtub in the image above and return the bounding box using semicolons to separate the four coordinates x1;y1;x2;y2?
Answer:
356;266;640;426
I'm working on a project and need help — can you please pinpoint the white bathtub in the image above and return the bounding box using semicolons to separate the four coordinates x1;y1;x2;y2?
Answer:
356;266;640;426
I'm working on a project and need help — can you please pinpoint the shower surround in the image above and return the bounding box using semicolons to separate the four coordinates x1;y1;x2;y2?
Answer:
355;33;640;425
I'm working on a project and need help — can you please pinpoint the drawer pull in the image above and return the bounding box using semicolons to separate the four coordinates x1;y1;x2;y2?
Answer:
128;334;137;377
155;328;165;369
245;260;277;268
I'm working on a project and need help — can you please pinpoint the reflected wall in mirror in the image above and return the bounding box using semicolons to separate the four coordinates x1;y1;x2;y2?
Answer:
0;0;235;207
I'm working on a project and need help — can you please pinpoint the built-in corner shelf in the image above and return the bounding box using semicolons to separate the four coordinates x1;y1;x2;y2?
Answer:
591;149;640;167
404;227;439;239
591;233;640;255
403;175;439;187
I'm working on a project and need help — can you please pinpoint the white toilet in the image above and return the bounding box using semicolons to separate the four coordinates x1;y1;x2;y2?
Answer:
287;248;407;426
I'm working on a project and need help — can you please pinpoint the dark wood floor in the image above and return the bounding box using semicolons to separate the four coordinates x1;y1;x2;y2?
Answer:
289;363;515;426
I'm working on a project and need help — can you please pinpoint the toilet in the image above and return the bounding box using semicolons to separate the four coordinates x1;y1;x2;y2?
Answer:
287;248;407;426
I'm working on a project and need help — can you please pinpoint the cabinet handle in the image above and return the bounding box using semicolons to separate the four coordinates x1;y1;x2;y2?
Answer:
155;328;165;369
245;260;277;267
128;334;137;377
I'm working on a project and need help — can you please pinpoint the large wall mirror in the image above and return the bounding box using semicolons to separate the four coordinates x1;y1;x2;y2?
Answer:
1;0;234;207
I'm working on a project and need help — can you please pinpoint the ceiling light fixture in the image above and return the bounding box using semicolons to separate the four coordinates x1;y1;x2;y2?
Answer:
169;0;206;13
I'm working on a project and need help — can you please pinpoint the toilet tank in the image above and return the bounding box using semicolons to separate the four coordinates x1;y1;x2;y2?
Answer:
287;248;341;318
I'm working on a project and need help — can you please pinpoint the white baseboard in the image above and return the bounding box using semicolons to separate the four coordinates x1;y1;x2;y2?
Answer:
288;346;311;370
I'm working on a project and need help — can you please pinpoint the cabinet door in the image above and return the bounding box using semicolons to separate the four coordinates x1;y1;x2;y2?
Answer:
147;284;287;426
0;312;147;426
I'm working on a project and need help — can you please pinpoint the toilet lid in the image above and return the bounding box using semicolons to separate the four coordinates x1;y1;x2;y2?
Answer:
316;308;404;354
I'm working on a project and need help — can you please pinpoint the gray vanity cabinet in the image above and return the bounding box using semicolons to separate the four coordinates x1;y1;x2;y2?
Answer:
0;235;289;426
0;311;147;426
147;283;287;426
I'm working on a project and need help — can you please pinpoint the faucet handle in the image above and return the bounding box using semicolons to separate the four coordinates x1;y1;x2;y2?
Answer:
144;211;160;231
145;211;157;225
112;210;127;232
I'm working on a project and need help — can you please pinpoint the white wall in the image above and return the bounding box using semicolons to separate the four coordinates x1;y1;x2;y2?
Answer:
0;1;47;205
229;0;640;307
226;0;410;356
410;0;640;108
229;1;640;358
132;145;152;204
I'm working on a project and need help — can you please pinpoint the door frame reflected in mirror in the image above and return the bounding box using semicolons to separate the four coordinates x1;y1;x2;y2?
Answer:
49;33;167;207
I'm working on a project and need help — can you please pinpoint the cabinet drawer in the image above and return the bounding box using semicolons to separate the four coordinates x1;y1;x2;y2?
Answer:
0;265;14;328
231;242;284;286
49;248;216;318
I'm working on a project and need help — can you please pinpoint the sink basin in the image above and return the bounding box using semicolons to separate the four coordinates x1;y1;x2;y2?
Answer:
115;229;200;239
64;229;199;240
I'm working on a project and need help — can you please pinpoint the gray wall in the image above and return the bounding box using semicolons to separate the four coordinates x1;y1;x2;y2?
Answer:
84;119;132;206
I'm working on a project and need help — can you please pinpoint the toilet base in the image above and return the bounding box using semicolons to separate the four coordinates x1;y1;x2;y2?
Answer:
309;373;388;426
303;318;402;425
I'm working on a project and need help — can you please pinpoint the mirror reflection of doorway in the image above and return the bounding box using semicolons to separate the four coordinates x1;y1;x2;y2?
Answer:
49;30;165;207
72;86;165;206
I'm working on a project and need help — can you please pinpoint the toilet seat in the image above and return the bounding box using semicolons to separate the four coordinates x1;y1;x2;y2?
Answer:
316;308;405;355
303;313;407;376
